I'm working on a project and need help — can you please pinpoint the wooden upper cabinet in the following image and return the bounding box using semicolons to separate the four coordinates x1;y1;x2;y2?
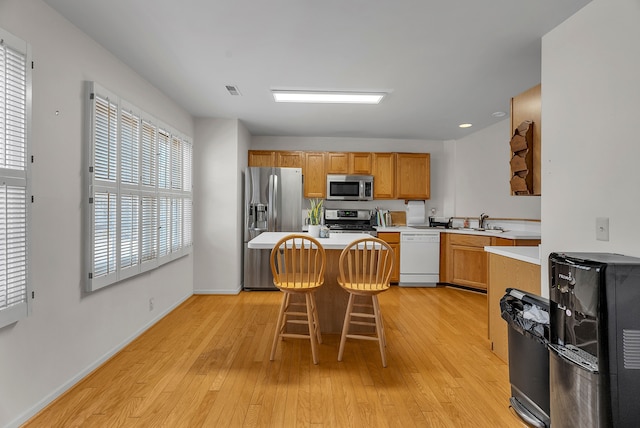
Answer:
372;153;396;199
248;150;431;200
326;152;372;175
325;152;350;174
304;152;326;198
277;151;303;168
395;153;430;199
349;152;372;175
248;150;276;167
349;152;373;175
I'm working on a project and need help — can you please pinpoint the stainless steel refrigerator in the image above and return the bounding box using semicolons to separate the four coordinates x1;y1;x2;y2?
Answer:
243;167;302;290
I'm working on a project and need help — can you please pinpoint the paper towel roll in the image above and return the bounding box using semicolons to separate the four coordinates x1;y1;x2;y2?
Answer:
406;201;425;225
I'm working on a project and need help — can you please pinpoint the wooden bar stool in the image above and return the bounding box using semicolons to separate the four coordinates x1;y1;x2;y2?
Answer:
270;234;326;365
337;237;395;367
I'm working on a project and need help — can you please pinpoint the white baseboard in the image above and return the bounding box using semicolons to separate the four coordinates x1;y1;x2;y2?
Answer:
7;292;192;428
193;286;241;295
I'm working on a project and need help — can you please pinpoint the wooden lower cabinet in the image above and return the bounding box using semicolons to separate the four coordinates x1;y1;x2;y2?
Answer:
440;232;541;291
448;234;492;290
488;253;541;362
377;232;400;283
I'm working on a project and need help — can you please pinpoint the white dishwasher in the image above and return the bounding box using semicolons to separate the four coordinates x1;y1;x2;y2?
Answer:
399;231;440;286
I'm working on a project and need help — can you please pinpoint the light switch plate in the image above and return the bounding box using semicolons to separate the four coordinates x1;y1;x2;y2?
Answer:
596;217;609;241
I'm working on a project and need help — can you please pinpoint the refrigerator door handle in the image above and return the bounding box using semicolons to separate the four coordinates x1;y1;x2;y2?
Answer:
269;174;278;231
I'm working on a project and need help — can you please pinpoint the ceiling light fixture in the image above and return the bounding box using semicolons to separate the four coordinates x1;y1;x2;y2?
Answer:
272;90;386;104
491;111;506;118
459;123;473;128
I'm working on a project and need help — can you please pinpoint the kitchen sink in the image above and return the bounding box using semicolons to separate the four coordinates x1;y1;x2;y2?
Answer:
409;225;434;229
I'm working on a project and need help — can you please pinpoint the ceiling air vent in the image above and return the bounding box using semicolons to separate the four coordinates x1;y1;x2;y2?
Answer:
225;85;241;96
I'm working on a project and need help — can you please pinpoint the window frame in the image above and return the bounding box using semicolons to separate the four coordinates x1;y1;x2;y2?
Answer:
86;82;192;292
0;27;32;329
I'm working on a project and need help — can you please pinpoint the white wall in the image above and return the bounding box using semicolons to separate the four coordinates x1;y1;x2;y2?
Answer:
0;1;194;426
540;0;640;294
193;118;249;294
453;119;541;220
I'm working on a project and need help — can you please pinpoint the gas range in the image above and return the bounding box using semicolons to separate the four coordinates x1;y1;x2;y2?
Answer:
324;209;376;235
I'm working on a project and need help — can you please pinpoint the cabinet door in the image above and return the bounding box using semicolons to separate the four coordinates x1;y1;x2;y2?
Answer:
248;150;276;167
443;234;491;290
439;232;451;283
451;245;488;290
277;151;303;168
395;153;430;199
378;232;400;283
349;152;372;174
304;152;326;198
372;153;396;199
326;152;349;174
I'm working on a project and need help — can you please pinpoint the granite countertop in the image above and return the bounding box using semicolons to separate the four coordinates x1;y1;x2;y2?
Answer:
375;226;421;232
375;225;540;240
484;246;541;265
248;232;375;250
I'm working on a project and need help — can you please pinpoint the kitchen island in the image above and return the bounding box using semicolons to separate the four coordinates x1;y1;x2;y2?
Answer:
248;232;376;334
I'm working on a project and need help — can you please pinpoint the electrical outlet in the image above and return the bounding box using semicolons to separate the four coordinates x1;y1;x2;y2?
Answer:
596;217;609;241
149;298;155;311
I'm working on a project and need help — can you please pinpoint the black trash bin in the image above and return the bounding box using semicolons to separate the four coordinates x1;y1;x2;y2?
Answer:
500;288;550;428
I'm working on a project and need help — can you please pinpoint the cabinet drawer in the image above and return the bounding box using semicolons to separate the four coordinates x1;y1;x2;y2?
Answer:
449;234;492;247
378;232;400;244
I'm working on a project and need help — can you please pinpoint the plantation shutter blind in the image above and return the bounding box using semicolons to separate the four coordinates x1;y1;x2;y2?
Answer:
139;120;158;272
0;30;30;328
87;82;192;291
90;91;118;289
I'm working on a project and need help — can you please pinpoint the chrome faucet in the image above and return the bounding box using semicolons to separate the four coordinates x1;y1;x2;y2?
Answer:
479;213;489;229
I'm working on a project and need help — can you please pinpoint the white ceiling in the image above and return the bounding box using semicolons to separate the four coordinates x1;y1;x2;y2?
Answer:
43;0;591;141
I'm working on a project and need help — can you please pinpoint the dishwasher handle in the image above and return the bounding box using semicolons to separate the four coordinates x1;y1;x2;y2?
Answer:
401;233;440;243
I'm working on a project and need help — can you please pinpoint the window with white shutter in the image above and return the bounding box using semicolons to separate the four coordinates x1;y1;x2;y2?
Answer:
120;110;139;185
141;120;156;188
158;195;171;259
87;82;192;291
141;194;157;267
0;29;30;328
157;129;170;190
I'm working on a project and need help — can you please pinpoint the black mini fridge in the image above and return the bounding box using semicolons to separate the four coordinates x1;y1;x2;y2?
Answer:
549;252;640;427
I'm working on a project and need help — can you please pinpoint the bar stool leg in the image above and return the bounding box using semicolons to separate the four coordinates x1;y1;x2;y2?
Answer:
338;293;356;362
270;292;289;361
306;293;319;365
310;291;322;345
372;295;387;367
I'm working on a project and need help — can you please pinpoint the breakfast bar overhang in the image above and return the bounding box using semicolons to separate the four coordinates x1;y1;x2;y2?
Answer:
248;232;378;334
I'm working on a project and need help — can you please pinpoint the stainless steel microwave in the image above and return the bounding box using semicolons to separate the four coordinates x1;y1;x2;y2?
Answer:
326;174;374;201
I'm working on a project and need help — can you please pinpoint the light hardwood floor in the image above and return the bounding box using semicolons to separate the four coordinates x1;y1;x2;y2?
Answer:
24;286;526;427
